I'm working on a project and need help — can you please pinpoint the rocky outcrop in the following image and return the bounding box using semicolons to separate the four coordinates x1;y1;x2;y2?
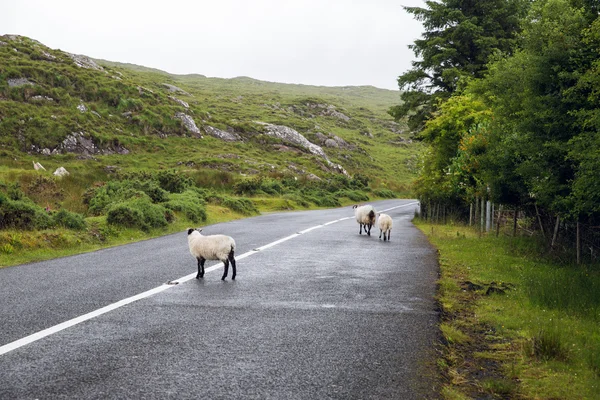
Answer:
314;132;355;150
256;122;348;175
168;96;189;108
175;113;202;137
306;103;350;121
53;167;70;177
67;53;104;71
29;95;54;103
31;132;129;156
204;126;241;142
8;78;34;88
163;83;191;96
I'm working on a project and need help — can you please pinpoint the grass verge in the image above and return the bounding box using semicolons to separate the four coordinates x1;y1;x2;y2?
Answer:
414;221;600;399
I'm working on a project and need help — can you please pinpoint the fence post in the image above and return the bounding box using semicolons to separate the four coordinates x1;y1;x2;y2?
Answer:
481;197;485;233
496;205;502;237
469;203;473;226
513;206;518;237
486;200;491;232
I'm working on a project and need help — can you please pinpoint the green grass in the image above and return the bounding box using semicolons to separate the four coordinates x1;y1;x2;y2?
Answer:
416;222;600;399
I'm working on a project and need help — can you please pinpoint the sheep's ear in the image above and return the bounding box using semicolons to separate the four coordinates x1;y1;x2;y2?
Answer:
187;228;194;235
197;228;203;233
352;204;358;209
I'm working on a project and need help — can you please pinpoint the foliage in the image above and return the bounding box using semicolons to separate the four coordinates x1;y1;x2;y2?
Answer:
52;209;87;230
390;0;529;130
0;192;52;230
163;190;207;223
106;197;169;230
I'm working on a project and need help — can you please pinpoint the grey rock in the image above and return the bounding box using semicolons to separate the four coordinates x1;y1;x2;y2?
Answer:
67;53;104;70
204;126;240;142
29;95;54;103
255;122;348;175
8;78;34;88
40;51;56;61
324;139;339;148
76;103;87;113
162;83;191;96
53;167;70;177
175;112;201;136
168;96;189;108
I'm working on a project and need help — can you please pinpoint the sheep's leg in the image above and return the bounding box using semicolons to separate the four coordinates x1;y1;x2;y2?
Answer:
221;259;229;280
229;251;236;280
379;229;382;239
359;223;363;235
388;229;391;241
367;223;372;236
196;257;205;279
383;231;387;241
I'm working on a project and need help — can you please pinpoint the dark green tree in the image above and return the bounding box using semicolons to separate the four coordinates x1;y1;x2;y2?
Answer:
390;0;528;131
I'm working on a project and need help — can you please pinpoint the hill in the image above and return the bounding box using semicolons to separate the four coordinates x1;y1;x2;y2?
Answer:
0;34;418;265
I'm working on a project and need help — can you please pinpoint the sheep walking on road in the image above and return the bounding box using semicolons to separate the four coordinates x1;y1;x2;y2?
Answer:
187;228;236;280
353;204;376;236
377;213;393;241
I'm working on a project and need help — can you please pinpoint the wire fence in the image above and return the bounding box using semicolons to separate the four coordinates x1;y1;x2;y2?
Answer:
417;201;600;265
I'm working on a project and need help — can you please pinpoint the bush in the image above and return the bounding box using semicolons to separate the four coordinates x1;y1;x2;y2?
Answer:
373;188;397;198
233;177;263;195
156;170;192;193
52;209;87;230
163;190;207;223
107;198;168;230
222;197;258;215
337;189;369;202
0;194;52;230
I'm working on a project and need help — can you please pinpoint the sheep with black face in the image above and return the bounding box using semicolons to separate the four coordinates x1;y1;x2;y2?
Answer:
187;228;236;280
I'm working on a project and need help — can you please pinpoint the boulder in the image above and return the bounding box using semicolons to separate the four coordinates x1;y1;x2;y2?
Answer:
53;167;70;177
175;113;202;137
204;126;241;142
33;161;46;171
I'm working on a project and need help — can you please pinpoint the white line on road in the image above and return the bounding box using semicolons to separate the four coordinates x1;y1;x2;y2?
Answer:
0;201;419;356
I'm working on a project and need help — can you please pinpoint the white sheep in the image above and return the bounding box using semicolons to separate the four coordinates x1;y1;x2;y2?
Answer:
187;228;237;280
352;204;376;236
377;213;393;241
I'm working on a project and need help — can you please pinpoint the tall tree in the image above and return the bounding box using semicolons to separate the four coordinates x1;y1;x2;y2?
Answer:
390;0;528;131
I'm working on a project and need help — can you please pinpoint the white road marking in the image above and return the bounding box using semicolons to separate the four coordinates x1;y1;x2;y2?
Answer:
0;201;418;356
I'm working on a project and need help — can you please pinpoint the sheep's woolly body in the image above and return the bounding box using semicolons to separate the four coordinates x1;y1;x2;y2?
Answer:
188;231;235;262
353;204;376;235
377;213;393;241
187;228;237;280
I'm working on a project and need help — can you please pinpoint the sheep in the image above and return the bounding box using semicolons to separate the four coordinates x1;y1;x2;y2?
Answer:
187;228;236;280
377;213;393;241
353;204;376;236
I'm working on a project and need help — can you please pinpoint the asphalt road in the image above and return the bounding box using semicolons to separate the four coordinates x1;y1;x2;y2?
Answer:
0;199;440;399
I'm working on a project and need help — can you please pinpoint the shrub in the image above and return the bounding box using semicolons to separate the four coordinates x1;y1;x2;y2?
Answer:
233;177;263;195
156;170;192;193
222;196;258;215
373;188;397;198
52;209;87;230
337;189;369;202
107;198;168;230
163;190;207;223
0;195;52;230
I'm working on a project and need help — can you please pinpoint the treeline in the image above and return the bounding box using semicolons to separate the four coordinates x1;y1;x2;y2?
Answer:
393;0;600;261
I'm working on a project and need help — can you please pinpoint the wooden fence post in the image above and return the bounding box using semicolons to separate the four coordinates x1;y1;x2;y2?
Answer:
496;205;502;237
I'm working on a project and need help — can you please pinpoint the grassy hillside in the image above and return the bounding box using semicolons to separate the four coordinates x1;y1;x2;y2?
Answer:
0;34;418;265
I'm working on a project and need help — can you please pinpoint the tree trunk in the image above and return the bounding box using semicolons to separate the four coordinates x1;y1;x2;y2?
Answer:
535;203;546;239
481;197;485;232
486;200;491;232
551;215;560;249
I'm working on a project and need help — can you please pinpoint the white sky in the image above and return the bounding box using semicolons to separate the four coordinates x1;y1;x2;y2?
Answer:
2;0;425;90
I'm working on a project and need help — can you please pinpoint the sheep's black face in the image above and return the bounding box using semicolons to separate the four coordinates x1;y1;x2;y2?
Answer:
187;228;203;235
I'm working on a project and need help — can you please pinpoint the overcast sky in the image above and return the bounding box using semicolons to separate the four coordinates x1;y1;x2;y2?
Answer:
3;0;425;90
